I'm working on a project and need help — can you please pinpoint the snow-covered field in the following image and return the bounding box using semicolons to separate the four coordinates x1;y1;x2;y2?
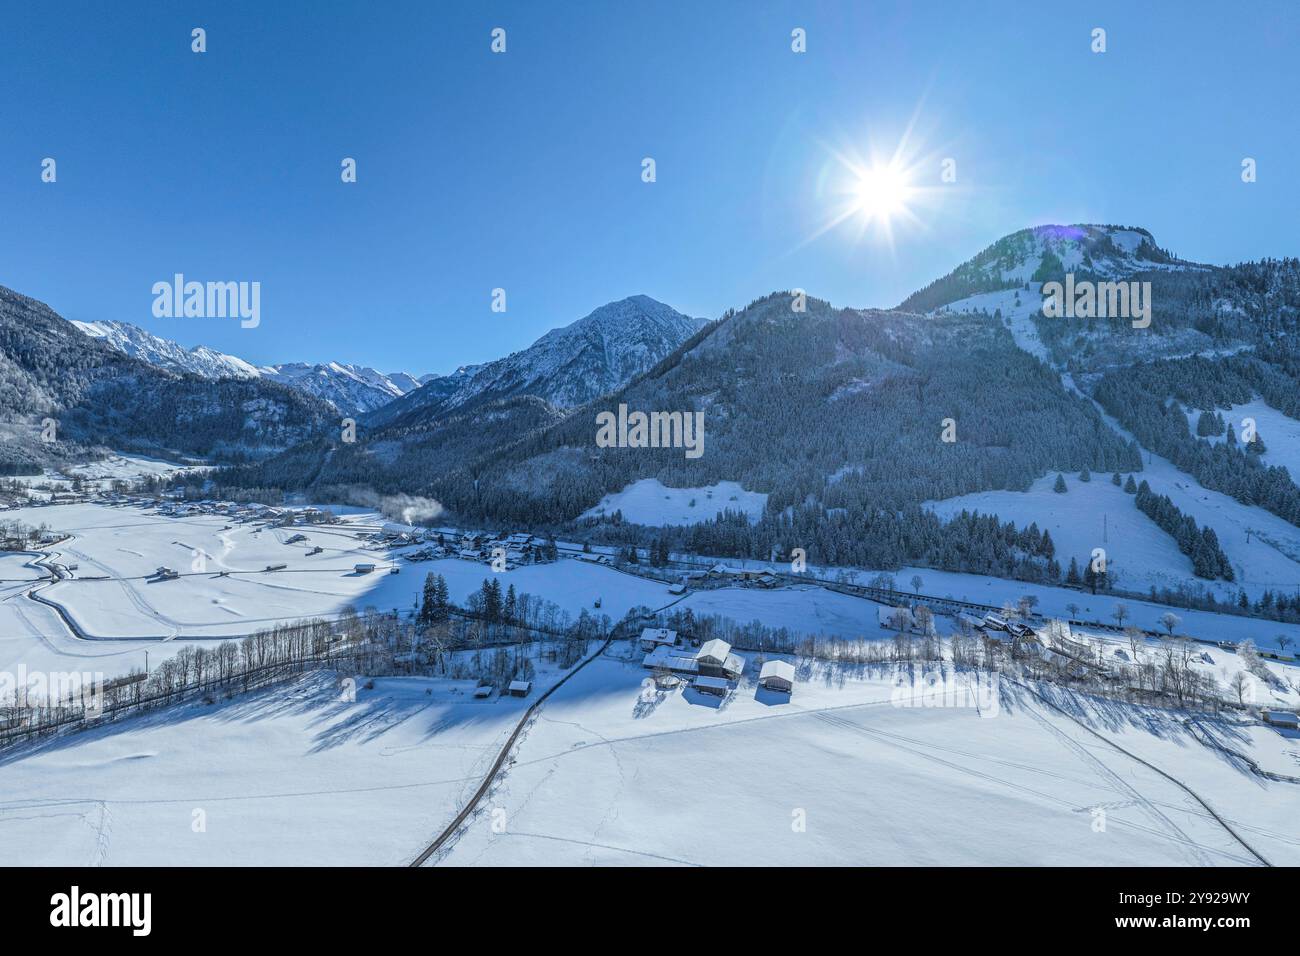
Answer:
6;501;1297;691
0;670;540;866
436;655;1300;866
3;503;672;653
3;501;1298;868
4;645;1295;867
580;478;767;526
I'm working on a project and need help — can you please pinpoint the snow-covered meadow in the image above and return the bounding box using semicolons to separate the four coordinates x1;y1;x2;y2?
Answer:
436;654;1300;866
580;478;768;526
1;501;1297;867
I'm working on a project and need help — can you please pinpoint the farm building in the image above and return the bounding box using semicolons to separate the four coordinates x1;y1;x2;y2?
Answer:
353;563;376;574
473;685;494;699
692;675;730;697
667;582;687;595
1262;710;1300;729
695;639;746;679
642;646;699;675
639;627;678;651
758;659;795;694
508;680;532;698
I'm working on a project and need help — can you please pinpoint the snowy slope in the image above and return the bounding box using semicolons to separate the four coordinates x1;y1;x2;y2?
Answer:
580;478;767;526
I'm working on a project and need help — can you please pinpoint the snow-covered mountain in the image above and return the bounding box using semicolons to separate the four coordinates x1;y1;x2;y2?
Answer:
900;224;1201;315
72;320;263;380
68;320;425;416
369;295;706;427
257;362;427;416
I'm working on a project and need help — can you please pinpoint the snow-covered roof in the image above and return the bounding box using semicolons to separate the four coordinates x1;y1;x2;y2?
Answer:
693;676;730;691
639;627;677;645
760;659;795;683
509;680;531;692
642;647;698;672
697;638;731;662
723;653;746;676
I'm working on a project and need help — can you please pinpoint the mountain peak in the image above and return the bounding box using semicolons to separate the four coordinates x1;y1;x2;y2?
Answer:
367;296;705;428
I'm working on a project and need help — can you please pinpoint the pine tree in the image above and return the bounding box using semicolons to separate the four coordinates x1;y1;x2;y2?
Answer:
433;574;450;622
419;573;437;625
1053;473;1068;493
504;583;517;623
1124;474;1137;493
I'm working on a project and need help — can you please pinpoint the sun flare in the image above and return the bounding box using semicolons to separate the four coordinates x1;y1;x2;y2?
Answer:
850;163;915;225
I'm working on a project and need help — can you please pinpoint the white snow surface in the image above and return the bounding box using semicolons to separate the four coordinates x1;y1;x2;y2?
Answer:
581;478;767;526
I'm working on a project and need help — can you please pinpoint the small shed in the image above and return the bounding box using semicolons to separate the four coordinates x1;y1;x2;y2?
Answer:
354;563;376;574
473;685;494;699
692;675;730;697
508;680;532;698
759;659;795;694
1262;710;1300;729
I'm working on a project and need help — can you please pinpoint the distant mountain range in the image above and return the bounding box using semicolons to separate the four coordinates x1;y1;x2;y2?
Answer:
68;294;706;424
71;320;430;416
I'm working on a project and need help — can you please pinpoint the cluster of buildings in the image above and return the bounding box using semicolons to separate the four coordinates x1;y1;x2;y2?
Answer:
143;497;337;527
369;524;557;571
638;627;796;698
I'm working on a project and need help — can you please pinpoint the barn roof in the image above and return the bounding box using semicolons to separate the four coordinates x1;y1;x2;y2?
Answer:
760;659;796;683
697;638;731;661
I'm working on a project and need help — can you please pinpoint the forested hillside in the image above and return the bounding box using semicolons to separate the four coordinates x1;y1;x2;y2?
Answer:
0;284;334;463
1094;354;1300;526
422;293;1138;525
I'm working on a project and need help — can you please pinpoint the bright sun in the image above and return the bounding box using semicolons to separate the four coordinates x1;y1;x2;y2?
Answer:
851;163;914;224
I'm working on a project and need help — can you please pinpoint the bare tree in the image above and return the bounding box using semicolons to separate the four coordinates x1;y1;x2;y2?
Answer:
1112;603;1130;629
1158;611;1180;637
1228;671;1251;707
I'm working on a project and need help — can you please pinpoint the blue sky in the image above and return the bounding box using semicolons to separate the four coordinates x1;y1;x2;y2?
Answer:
2;0;1297;374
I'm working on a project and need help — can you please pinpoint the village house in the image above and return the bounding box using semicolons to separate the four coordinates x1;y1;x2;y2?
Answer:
639;627;678;652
